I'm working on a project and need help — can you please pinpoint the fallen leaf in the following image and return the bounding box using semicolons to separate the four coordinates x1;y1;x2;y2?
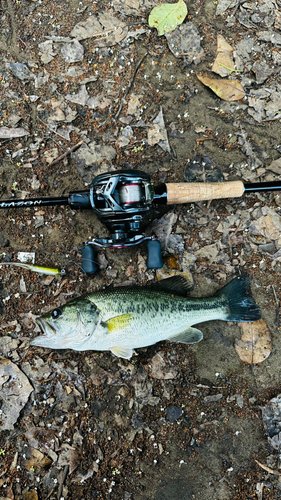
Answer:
195;242;220;264
267;157;281;175
196;73;245;101
92;26;128;48
163;255;181;270
165;22;204;62
147;107;171;153
147;126;166;146
0;127;29;139
212;35;236;77
25;428;58;454
22;447;52;470
23;491;39;500
43;148;59;165
148;0;187;36
235;319;271;364
152;212;177;251
70;16;103;40
53;278;69;296
127;94;143;116
0;358;33;431
149;352;178;380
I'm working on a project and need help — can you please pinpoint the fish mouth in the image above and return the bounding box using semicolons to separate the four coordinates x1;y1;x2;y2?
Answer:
30;318;58;346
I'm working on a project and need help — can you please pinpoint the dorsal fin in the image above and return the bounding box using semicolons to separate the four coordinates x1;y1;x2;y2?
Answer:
150;276;192;296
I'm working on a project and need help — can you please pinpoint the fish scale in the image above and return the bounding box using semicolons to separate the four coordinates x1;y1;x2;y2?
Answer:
31;275;261;359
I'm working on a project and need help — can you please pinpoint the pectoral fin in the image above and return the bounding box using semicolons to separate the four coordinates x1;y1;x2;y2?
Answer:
168;327;203;344
110;346;134;359
105;313;133;333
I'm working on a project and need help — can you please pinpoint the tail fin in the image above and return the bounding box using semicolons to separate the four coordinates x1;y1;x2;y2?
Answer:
216;275;261;322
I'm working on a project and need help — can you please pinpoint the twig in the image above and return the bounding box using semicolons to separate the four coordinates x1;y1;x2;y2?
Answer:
232;0;247;16
57;465;69;500
115;51;148;119
48;140;83;167
37;117;69;141
255;459;281;475
272;284;280;327
45;488;55;499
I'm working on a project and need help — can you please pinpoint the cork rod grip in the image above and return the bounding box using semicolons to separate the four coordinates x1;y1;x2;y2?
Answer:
166;181;245;205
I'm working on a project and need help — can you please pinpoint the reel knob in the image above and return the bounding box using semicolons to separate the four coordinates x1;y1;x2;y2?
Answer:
81;244;99;274
146;240;163;269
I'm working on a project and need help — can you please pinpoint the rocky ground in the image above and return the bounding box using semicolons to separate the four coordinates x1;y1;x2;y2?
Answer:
1;0;281;498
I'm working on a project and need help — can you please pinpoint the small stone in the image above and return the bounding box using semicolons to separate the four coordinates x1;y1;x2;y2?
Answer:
166;405;183;422
204;394;223;403
236;394;244;408
252;61;273;84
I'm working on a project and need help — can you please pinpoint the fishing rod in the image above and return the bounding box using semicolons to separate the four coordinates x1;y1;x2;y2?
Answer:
1;170;280;274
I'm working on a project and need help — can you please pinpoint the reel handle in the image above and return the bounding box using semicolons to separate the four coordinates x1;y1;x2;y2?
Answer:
166;181;245;205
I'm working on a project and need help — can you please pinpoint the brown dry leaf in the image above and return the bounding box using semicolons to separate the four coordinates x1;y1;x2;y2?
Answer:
149;352;178;380
235;319;271;364
92;26;128;48
24;492;39;500
212;35;235;77
163;255;181;270
53;278;68;296
25;428;58;454
23;447;52;470
196;73;245;101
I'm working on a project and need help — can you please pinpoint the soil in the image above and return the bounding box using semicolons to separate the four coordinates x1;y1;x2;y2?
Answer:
1;0;281;499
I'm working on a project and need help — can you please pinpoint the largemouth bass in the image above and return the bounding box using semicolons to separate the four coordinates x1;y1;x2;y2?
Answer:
31;275;261;359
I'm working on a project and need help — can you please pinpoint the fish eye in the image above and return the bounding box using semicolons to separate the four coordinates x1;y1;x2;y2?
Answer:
51;308;62;319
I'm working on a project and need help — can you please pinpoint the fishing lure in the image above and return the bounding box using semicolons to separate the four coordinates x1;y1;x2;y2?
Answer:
0;262;66;276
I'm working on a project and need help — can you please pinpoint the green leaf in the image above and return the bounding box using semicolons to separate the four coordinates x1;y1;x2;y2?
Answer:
148;0;188;36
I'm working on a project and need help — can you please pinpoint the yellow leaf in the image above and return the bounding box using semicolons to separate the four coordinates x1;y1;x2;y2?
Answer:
235;319;272;365
196;73;245;102
148;0;188;36
212;35;235;77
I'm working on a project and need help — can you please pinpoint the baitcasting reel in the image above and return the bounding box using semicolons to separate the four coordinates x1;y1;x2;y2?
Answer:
1;166;281;274
81;170;165;273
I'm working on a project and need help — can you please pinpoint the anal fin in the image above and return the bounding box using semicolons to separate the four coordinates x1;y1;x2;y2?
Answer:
110;346;134;359
168;327;203;344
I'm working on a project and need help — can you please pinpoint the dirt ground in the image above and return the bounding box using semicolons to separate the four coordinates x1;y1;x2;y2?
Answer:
1;0;281;498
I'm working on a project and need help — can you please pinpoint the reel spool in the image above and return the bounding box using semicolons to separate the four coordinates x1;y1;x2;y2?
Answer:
119;183;143;206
